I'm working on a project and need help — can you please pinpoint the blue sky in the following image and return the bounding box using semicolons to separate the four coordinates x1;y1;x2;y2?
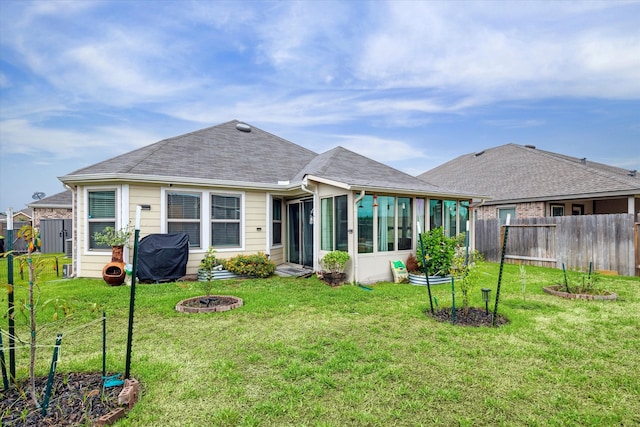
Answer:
1;0;639;212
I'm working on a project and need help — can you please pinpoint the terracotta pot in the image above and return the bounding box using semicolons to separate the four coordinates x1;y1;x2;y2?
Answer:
103;245;126;286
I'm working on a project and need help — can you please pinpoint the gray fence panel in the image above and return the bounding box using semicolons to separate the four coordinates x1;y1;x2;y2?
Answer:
40;219;72;254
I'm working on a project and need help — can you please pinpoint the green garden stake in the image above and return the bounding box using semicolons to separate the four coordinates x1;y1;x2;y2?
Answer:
125;207;142;380
562;263;570;293
418;224;434;315
41;333;63;416
492;215;511;326
0;328;8;390
588;261;592;280
451;277;456;324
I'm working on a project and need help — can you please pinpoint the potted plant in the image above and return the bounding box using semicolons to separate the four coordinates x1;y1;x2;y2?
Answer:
93;225;132;286
318;250;350;286
408;227;458;285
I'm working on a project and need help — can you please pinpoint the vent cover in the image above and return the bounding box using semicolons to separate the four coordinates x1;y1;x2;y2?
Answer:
236;123;251;132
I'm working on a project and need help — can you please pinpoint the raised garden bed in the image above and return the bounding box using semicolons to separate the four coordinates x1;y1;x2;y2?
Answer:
543;284;617;301
175;295;243;313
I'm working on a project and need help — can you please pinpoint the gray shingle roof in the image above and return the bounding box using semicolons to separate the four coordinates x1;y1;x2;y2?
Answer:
60;120;476;197
418;143;640;203
63;120;318;184
28;190;72;208
296;146;467;195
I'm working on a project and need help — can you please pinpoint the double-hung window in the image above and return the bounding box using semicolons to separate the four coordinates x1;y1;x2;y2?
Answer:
167;192;201;248
211;194;241;248
88;190;116;250
272;198;282;246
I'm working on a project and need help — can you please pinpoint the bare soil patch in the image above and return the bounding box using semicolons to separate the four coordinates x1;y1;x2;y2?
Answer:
428;307;509;327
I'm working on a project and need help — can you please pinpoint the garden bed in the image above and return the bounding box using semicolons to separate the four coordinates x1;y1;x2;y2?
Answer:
175;295;243;313
427;307;509;327
543;284;617;300
1;372;123;426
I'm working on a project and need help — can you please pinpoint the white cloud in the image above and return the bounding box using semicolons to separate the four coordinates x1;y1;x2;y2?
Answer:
356;1;640;100
331;134;429;163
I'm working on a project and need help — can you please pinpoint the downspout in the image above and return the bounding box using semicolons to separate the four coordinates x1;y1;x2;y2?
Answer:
353;190;366;284
301;177;318;271
63;184;77;278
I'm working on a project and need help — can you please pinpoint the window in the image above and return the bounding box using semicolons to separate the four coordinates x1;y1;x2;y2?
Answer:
429;199;443;230
321;195;348;251
321;198;333;251
572;204;584;215
335;195;348;251
444;200;457;237
498;207;516;224
88;190;116;249
167;192;201;247
397;197;412;250
357;195;374;253
551;204;564;217
416;198;425;236
211;194;241;247
378;196;395;252
459;201;470;234
272;198;282;245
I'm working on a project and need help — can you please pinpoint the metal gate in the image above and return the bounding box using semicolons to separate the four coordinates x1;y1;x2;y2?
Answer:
40;219;72;254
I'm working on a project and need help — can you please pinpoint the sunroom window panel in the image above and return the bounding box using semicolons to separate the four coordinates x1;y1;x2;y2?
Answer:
335;195;348;252
357;195;374;253
377;196;395;252
321;198;334;251
398;197;412;250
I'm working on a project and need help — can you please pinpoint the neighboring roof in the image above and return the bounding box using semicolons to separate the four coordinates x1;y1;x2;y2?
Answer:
60;120;318;187
418;143;640;204
28;190;72;209
60;120;477;198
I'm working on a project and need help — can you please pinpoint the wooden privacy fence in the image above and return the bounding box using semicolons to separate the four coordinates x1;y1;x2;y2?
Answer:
475;213;639;276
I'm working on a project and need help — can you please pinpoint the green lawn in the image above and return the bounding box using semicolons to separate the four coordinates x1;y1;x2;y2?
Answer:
2;262;639;426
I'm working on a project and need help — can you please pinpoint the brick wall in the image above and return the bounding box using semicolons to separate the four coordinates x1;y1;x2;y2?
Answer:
32;208;72;227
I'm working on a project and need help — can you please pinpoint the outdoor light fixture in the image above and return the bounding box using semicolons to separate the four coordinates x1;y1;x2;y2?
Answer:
481;288;491;315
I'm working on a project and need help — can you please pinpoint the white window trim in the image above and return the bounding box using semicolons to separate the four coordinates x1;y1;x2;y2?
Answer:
84;185;128;255
161;187;245;254
209;190;245;252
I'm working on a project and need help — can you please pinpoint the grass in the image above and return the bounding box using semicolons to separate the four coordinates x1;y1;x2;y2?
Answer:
1;261;639;426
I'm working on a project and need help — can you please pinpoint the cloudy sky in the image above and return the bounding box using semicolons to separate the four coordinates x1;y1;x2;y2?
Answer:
1;0;639;212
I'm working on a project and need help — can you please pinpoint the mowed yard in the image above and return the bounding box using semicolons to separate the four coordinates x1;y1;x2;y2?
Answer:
2;261;639;426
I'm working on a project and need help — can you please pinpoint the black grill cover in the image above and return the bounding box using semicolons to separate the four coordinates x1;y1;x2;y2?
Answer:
137;233;189;282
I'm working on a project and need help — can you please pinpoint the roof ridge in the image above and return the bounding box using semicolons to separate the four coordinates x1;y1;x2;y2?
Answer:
512;144;639;186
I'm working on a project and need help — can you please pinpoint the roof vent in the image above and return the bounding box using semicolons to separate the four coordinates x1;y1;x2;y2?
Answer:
524;145;536;149
474;150;485;157
236;123;251;132
581;158;587;165
629;170;637;177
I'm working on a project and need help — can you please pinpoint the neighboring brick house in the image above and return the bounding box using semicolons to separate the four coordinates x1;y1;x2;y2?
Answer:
27;190;73;227
418;144;640;222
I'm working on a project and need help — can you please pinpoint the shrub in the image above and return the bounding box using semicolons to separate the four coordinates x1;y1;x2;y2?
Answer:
320;250;350;274
225;253;276;278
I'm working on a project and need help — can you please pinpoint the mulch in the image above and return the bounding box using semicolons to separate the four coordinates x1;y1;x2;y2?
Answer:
1;372;123;426
428;306;509;327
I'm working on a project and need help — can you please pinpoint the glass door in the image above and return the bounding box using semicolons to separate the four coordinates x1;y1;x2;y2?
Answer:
287;199;314;267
